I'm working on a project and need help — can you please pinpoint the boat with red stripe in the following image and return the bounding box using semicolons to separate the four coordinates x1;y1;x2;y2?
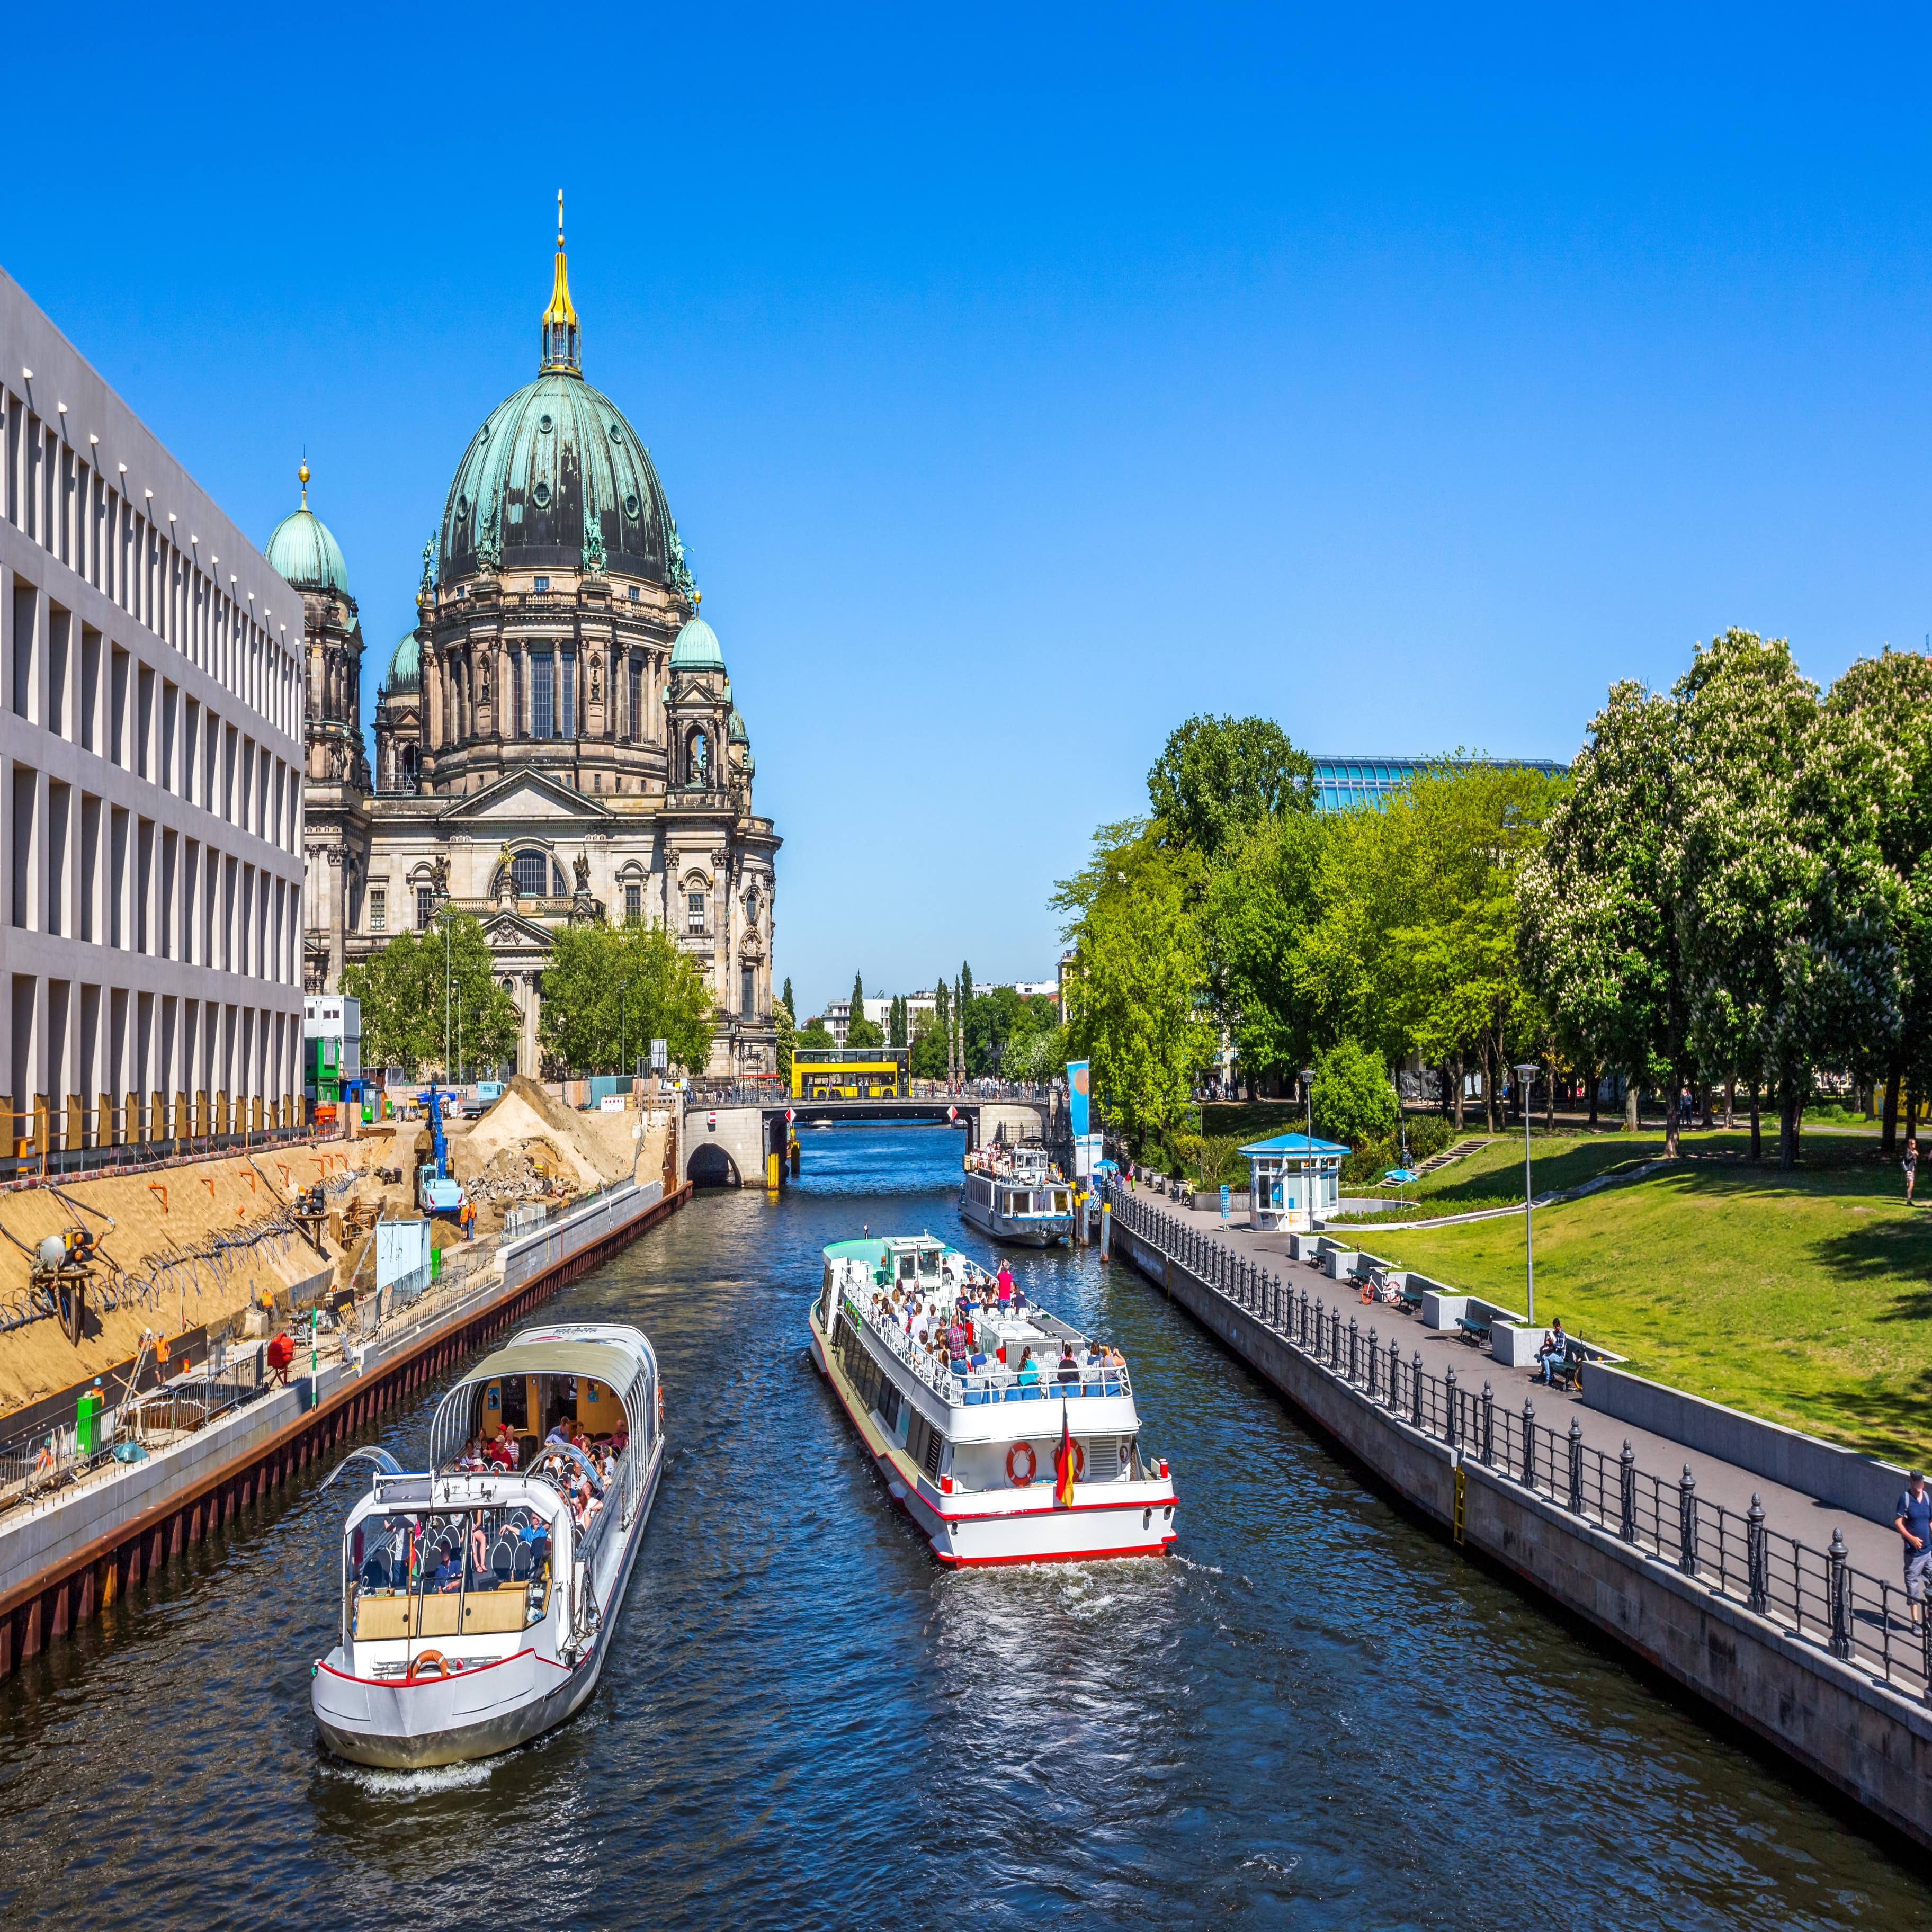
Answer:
807;1236;1177;1565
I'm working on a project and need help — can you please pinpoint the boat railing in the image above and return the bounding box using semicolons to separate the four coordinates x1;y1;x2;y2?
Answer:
846;1294;1133;1410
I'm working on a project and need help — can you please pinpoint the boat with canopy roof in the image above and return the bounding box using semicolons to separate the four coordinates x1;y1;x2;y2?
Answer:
309;1320;665;1768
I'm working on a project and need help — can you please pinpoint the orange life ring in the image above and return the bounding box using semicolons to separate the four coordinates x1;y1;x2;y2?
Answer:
657;1382;665;1429
407;1649;455;1683
1006;1442;1037;1486
1069;1440;1086;1480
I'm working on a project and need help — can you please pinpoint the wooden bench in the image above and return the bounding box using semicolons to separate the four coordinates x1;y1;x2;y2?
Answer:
1455;1314;1491;1348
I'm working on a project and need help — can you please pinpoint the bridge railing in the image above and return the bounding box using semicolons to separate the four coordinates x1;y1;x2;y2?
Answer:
686;1081;1064;1111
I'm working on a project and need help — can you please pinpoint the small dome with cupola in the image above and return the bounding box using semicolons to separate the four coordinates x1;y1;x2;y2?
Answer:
266;462;350;595
385;627;421;696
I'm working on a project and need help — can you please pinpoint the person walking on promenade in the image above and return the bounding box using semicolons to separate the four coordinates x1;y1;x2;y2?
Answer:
1906;1135;1919;1207
1896;1470;1932;1626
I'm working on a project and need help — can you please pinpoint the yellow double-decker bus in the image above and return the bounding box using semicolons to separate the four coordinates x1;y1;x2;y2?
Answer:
791;1049;908;1099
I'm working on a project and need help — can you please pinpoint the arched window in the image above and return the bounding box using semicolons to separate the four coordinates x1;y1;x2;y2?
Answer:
513;851;549;897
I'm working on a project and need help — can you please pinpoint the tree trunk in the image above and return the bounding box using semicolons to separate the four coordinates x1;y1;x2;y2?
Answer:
1724;1074;1735;1130
1664;1066;1680;1160
1483;1046;1497;1134
1453;1052;1465;1132
1883;1070;1900;1157
1624;1077;1639;1132
1587;1066;1599;1130
1779;1084;1799;1171
1748;1081;1761;1160
1545;1057;1555;1131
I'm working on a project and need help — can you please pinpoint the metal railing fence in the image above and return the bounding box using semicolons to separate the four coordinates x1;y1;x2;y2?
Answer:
1102;1181;1932;1702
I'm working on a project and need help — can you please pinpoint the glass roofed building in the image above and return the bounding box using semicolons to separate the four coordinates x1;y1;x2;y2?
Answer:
1310;754;1569;812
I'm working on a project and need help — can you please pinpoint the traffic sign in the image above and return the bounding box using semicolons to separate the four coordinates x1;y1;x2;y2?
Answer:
947;1105;956;1121
785;1107;795;1124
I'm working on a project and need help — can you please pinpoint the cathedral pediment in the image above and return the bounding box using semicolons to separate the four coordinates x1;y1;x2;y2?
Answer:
438;768;613;825
479;909;556;947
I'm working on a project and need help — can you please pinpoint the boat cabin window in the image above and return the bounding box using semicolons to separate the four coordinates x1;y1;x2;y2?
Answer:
345;1506;556;1643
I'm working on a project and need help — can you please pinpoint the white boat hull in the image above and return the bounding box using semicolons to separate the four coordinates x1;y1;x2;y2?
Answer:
311;1436;665;1769
809;1303;1175;1566
959;1188;1070;1247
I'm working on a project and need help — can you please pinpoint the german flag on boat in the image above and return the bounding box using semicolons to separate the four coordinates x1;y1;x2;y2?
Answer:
1054;1397;1077;1508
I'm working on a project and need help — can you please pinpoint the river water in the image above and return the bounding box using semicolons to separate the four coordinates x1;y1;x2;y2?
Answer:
0;1126;1926;1929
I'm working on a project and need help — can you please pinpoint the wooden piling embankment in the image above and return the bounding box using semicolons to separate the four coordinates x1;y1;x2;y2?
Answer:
0;1180;691;1682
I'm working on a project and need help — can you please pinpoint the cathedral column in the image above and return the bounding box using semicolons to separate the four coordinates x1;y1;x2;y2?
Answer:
425;650;442;753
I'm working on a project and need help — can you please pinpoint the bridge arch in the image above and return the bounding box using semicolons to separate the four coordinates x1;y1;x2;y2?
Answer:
687;1141;742;1188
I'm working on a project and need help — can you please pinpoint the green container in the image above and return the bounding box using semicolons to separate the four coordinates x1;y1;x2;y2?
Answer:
431;1246;443;1283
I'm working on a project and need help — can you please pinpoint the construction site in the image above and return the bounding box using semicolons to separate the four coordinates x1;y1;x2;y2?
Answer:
0;1077;682;1679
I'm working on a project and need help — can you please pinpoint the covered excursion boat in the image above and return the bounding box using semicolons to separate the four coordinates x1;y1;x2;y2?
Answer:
310;1321;666;1769
960;1144;1074;1246
806;1236;1176;1564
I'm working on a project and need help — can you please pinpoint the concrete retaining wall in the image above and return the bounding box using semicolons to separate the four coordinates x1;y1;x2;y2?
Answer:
1108;1217;1932;1848
1585;1364;1912;1525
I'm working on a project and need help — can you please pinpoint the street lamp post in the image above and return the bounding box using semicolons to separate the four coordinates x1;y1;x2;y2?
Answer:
1299;1067;1317;1230
1514;1060;1540;1323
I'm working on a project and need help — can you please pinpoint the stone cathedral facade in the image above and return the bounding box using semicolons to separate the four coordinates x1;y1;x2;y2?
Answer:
276;218;780;1079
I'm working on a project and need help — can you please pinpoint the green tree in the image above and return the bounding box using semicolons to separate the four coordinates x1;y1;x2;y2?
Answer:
782;976;794;1021
846;1014;887;1051
1201;808;1325;1089
1053;821;1215;1152
796;1019;837;1053
1311;1038;1399;1147
774;997;794;1088
1392;763;1559;1133
1147;714;1316;860
539;921;714;1076
1518;684;1689;1142
909;1005;947;1079
889;994;907;1048
1820;649;1932;1149
345;910;520;1077
1676;631;1897;1169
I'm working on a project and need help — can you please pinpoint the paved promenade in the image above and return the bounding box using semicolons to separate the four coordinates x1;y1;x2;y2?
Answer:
1113;1189;1908;1585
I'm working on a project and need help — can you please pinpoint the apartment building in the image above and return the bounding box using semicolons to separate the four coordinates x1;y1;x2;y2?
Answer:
0;269;305;1144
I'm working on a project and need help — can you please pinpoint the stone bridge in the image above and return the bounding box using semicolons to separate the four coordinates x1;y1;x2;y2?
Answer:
681;1095;1059;1187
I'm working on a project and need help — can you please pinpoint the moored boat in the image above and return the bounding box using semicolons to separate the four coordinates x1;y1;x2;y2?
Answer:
310;1321;666;1769
806;1235;1176;1564
960;1144;1074;1246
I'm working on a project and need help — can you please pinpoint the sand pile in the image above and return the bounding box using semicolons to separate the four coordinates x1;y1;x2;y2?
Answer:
453;1076;642;1195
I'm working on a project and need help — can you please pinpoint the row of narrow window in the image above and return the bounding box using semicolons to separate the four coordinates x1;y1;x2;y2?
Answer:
2;391;294;737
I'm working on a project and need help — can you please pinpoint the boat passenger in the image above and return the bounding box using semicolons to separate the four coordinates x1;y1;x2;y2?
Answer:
996;1265;1014;1309
434;1548;462;1592
467;1520;499;1589
1016;1347;1041;1390
1056;1346;1080;1388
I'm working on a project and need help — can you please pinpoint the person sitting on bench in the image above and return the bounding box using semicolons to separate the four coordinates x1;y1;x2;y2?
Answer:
1536;1319;1572;1384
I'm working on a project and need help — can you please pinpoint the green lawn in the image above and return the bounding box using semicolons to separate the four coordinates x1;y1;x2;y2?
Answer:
1364;1137;1932;1464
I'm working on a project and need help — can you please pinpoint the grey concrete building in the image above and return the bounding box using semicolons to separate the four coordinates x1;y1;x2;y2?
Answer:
0;267;306;1144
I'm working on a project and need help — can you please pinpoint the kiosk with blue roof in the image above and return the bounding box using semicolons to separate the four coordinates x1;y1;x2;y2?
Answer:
1238;1132;1351;1232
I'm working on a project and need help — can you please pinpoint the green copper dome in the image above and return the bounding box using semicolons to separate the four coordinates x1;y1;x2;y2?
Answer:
439;370;674;584
728;703;747;744
266;464;350;594
385;627;421;696
670;614;724;671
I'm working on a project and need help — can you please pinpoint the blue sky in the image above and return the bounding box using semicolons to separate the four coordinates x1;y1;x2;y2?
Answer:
8;6;1932;1014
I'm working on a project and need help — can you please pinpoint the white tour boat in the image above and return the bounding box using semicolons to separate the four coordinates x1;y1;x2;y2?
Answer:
960;1144;1074;1246
806;1235;1176;1564
310;1321;665;1769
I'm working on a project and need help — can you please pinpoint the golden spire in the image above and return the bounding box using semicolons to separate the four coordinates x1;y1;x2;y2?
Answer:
299;459;309;509
544;189;577;330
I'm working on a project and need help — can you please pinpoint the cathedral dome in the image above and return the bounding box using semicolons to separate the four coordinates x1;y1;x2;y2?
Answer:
385;627;421;695
266;463;349;594
728;703;747;744
670;614;724;671
436;221;678;588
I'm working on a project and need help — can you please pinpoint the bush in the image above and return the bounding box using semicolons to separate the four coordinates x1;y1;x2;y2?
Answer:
1402;1114;1453;1162
1311;1040;1398;1150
